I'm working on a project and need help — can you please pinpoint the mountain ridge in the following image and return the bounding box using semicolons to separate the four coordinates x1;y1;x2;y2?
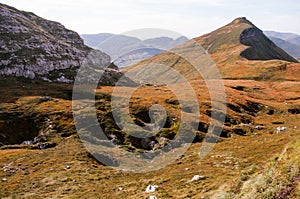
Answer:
81;33;189;67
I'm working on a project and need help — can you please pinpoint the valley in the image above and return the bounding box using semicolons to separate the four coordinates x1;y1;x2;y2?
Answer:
0;3;300;199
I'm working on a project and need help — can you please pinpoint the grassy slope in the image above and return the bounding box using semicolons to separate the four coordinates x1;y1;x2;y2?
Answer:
0;76;300;198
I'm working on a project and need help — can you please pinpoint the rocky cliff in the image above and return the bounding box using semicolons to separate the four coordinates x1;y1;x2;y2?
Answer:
0;3;118;83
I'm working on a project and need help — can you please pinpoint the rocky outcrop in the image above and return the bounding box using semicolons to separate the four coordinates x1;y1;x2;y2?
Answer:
114;47;164;68
75;50;137;86
0;3;125;84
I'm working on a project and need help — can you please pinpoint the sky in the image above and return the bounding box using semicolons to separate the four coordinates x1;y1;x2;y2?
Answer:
1;0;300;39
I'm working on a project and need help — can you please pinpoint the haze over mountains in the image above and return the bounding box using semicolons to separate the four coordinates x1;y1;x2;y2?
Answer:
81;25;300;69
265;31;300;60
265;31;300;44
81;33;188;67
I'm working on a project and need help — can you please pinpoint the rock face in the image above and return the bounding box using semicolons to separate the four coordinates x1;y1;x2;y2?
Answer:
114;47;164;68
0;3;122;84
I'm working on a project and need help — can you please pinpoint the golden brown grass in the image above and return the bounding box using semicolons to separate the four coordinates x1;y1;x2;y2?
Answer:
0;74;299;198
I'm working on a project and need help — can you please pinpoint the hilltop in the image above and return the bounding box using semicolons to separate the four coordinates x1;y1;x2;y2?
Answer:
196;17;297;62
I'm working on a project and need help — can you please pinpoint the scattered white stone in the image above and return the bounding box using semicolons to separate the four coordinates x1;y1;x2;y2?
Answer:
146;185;159;193
190;175;205;182
255;125;263;130
41;77;52;82
185;168;189;171
294;126;298;129
2;178;7;182
118;187;123;191
150;196;157;199
65;165;71;170
276;126;287;133
22;140;33;145
56;75;72;83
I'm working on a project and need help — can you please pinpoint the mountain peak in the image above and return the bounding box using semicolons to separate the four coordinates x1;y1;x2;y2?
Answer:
231;17;254;26
195;17;298;63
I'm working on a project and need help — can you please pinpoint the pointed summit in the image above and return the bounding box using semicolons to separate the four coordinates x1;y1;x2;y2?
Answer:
231;17;254;26
195;17;298;63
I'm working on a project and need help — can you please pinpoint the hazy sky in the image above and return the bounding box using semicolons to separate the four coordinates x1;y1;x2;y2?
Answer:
1;0;300;38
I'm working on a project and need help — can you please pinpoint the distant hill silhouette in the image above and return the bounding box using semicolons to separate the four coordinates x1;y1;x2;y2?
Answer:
265;31;300;59
81;33;188;67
